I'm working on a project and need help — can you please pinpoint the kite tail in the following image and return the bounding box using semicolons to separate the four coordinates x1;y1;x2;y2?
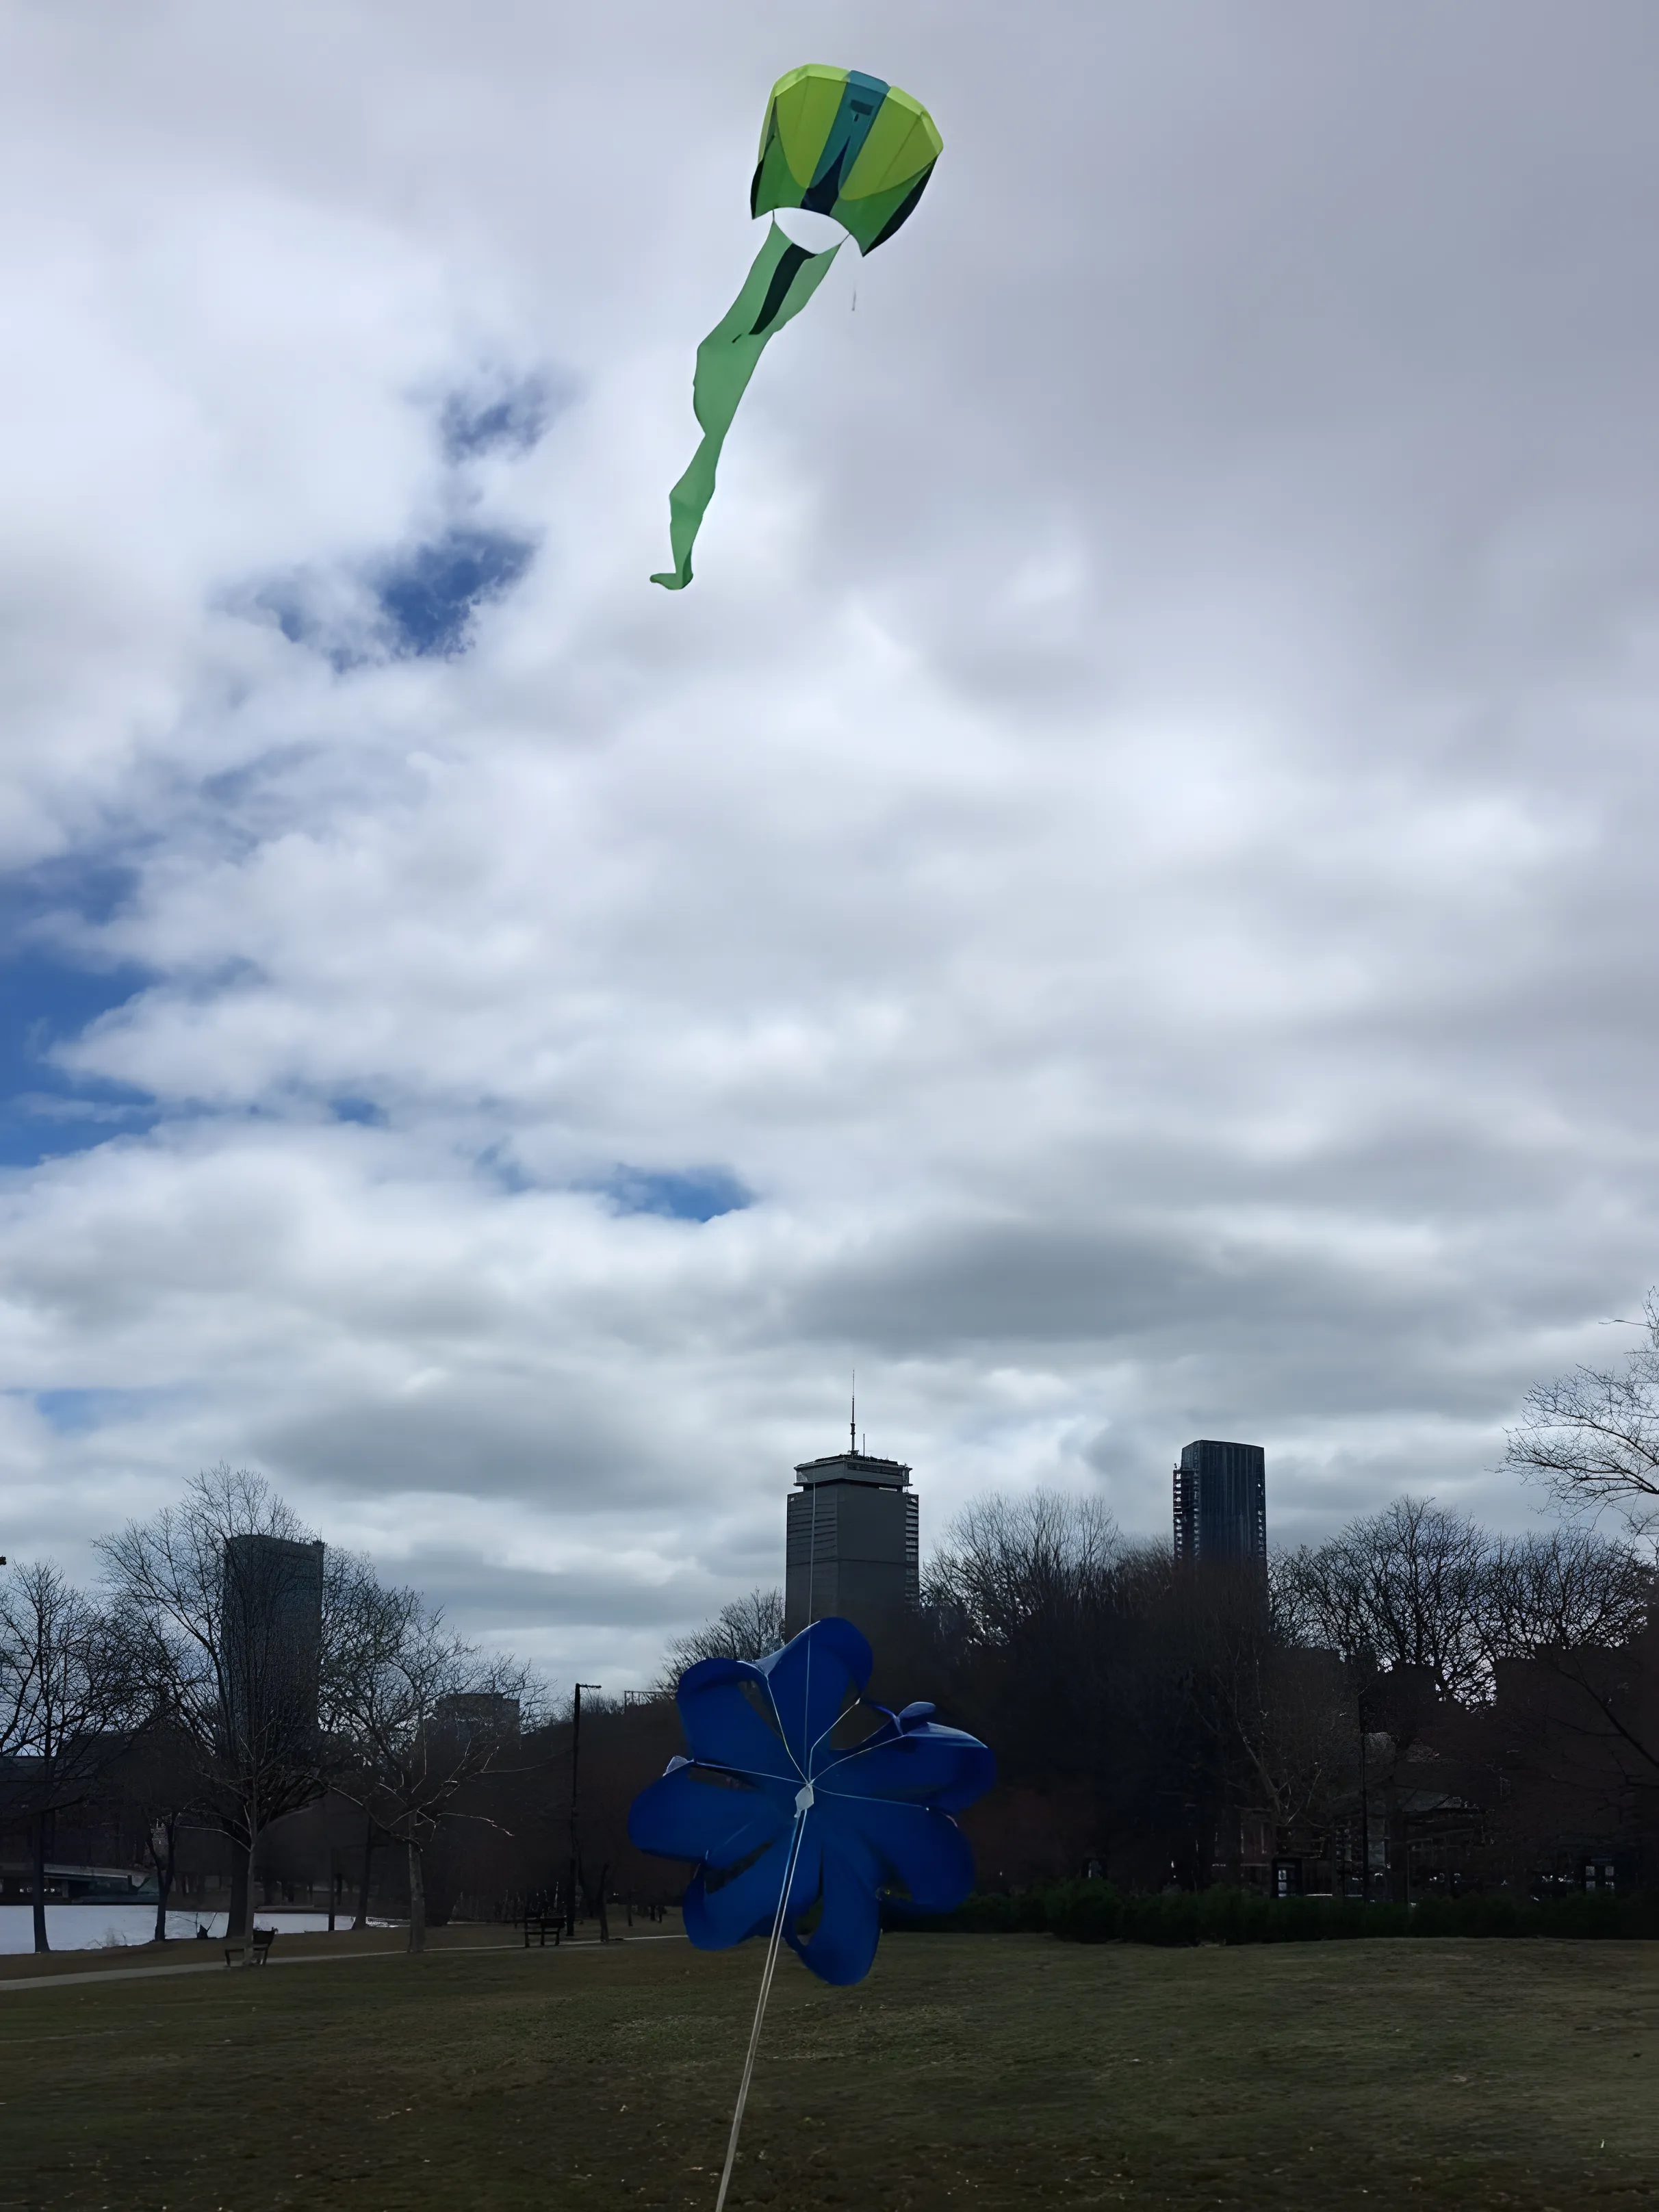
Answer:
652;220;841;590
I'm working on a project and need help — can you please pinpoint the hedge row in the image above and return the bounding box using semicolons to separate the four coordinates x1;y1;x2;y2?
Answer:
892;1881;1659;1944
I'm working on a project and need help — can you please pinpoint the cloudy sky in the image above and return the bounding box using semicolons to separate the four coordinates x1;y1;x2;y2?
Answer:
3;1;1658;1685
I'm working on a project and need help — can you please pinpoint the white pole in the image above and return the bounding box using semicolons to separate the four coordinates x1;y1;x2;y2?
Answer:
712;1790;812;2212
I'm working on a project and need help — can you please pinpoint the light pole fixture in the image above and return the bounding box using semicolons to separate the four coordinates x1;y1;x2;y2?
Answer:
567;1683;600;1941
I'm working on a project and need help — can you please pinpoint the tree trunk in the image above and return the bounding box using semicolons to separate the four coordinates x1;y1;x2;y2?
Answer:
407;1839;426;1955
31;1814;50;1954
354;1817;374;1930
1223;1803;1243;1889
595;1865;610;1944
151;1823;176;1944
1383;1782;1402;1903
229;1841;248;1941
237;1821;259;1959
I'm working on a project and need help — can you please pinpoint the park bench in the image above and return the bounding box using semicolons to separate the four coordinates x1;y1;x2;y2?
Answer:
223;1928;276;1968
522;1914;563;1949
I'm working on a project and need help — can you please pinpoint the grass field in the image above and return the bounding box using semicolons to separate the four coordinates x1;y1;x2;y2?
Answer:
1;1927;1655;2211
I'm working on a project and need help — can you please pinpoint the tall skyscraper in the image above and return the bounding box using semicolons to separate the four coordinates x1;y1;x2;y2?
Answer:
784;1445;919;1639
221;1533;325;1762
1172;1439;1267;1565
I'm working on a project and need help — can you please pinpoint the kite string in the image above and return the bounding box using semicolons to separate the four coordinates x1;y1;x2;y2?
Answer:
712;1801;809;2212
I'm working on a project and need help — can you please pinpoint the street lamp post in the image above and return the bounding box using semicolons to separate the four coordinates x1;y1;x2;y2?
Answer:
1359;1703;1369;1901
567;1683;600;1942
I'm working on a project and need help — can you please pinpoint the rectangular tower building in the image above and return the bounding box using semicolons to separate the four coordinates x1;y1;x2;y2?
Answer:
1172;1439;1267;1565
785;1450;919;1640
222;1533;326;1760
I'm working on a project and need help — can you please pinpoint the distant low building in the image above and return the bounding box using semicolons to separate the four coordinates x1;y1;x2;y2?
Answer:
0;1858;157;1905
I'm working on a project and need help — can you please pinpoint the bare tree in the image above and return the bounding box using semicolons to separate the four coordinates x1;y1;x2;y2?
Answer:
326;1560;537;1954
924;1491;1123;1648
1483;1528;1653;1660
1218;1638;1355;1859
96;1467;329;1949
1277;1498;1493;1705
0;1562;129;1953
1504;1294;1659;1547
1482;1526;1657;1788
923;1493;1198;1881
658;1588;784;1687
0;1565;29;1758
114;1716;207;1943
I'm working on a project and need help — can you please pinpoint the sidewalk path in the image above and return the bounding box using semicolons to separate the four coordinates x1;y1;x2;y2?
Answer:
0;1931;686;1993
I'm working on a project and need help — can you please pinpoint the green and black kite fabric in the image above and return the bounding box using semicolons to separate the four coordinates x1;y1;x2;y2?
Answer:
651;64;942;591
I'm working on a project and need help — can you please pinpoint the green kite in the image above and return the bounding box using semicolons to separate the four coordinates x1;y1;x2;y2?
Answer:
651;64;942;591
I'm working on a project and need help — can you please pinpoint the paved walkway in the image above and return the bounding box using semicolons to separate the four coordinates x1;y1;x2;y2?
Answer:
0;1931;686;1993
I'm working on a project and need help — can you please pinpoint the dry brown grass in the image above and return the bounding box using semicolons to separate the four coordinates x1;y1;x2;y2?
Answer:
1;1929;1654;2210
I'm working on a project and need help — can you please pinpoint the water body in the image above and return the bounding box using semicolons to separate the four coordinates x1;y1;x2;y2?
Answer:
0;1907;392;1955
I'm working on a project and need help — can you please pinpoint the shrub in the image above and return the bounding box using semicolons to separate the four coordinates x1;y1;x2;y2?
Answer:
892;1884;1657;1945
1045;1881;1122;1944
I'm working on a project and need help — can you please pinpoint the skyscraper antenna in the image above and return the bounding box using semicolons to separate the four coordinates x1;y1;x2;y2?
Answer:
850;1372;856;1456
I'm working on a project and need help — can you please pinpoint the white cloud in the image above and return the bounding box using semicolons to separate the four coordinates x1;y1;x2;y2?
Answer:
4;1;1659;1681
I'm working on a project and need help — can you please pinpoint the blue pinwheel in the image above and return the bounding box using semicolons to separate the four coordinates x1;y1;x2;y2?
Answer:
629;1615;994;1987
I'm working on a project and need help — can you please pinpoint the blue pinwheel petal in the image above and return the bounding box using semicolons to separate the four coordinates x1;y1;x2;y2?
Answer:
756;1615;871;1771
685;1836;788;1949
788;1833;882;1986
816;1793;976;1912
685;1826;822;1950
812;1722;995;1810
628;1764;786;1869
676;1657;806;1790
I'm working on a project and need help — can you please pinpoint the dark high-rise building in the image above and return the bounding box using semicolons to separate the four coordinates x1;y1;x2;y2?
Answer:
785;1447;919;1640
222;1534;325;1761
1172;1439;1267;1565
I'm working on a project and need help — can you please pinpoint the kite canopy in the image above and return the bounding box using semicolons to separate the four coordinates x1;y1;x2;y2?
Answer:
751;65;943;256
650;64;942;590
628;1615;993;1986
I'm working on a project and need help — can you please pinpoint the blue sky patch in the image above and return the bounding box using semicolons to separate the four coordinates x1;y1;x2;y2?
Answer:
331;1095;387;1126
249;522;537;669
375;526;537;658
248;574;374;672
476;1142;536;1194
440;372;562;461
7;856;140;931
0;870;157;1166
29;1387;146;1435
600;1166;754;1222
